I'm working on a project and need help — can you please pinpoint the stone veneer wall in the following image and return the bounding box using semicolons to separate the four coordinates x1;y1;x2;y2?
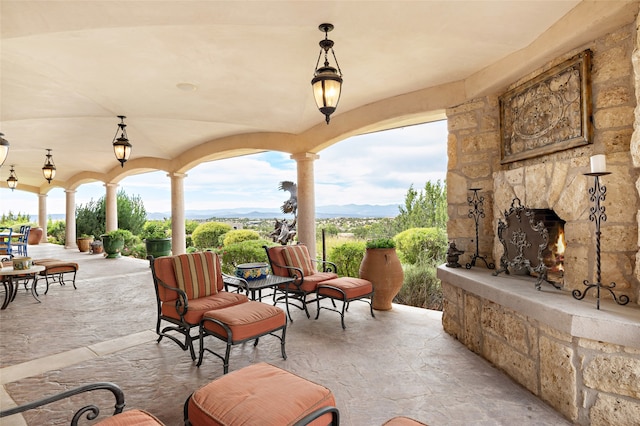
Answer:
446;18;640;305
441;13;640;426
438;267;640;425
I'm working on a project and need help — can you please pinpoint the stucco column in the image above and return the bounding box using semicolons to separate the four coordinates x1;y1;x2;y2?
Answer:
169;172;187;255
38;194;47;243
105;183;118;232
291;152;319;259
64;189;77;249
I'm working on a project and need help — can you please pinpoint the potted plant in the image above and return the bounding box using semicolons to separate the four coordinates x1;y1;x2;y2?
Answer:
359;238;404;311
90;239;103;254
76;234;94;252
141;222;172;258
101;229;128;258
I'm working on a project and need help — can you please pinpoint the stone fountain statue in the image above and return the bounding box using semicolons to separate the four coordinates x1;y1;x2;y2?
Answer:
269;181;298;245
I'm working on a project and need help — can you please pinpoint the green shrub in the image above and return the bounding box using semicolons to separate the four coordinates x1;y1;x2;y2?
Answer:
141;221;170;240
192;222;232;250
328;241;366;277
185;220;200;235
394;227;447;265
128;242;147;259
220;239;271;274
366;238;396;249
47;219;66;245
396;263;443;311
222;229;260;246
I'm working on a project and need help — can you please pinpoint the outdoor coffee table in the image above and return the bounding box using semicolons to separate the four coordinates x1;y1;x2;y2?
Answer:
224;274;294;301
0;264;45;309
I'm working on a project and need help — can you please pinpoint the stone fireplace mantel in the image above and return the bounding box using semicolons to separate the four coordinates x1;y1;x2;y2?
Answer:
438;266;640;348
438;266;640;424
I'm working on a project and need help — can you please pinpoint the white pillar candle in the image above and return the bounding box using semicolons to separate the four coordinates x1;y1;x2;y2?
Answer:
590;154;606;173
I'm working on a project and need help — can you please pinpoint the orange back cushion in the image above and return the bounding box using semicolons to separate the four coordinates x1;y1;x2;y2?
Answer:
282;245;315;277
172;252;222;299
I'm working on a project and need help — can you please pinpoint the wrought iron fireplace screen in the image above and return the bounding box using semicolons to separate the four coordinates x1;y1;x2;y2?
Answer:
493;197;563;290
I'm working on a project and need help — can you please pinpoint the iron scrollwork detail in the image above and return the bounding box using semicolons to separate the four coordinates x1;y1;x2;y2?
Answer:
493;197;559;290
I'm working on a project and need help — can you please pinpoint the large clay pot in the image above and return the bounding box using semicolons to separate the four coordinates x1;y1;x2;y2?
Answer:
28;227;43;245
76;236;94;252
359;248;404;310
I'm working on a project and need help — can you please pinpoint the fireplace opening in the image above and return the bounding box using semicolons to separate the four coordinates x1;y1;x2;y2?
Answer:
494;198;566;290
532;209;566;286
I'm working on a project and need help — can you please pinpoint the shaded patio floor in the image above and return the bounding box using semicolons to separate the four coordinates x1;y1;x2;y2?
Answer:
0;244;570;425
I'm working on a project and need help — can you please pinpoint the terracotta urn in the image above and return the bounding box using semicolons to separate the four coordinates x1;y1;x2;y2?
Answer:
359;247;404;310
76;236;94;252
28;227;43;245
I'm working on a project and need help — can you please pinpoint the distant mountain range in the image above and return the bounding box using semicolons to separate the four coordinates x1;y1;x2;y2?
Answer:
41;204;400;222
147;204;400;220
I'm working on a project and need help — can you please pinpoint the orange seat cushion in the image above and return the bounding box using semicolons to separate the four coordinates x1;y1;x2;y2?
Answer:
32;259;79;274
202;301;285;342
161;291;248;325
96;409;165;425
317;277;373;300
280;271;338;293
188;362;335;426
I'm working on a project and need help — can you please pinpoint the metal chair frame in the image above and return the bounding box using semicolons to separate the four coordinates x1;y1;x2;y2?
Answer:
196;316;287;373
263;245;338;321
0;382;125;425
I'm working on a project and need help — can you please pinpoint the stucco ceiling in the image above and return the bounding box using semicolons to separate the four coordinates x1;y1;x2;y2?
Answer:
0;1;637;193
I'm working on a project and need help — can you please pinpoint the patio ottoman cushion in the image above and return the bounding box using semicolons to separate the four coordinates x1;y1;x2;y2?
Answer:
32;258;79;294
197;301;287;373
315;277;375;329
186;362;336;426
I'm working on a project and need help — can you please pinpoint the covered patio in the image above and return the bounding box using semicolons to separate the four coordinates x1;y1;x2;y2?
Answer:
0;244;568;425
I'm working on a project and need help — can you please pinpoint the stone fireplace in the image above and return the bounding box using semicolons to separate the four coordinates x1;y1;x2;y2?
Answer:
437;14;640;426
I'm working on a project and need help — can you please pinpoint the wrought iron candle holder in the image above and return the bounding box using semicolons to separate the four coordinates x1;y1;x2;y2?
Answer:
572;172;629;309
466;188;495;269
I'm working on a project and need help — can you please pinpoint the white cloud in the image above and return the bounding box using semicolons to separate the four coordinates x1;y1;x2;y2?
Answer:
0;121;448;216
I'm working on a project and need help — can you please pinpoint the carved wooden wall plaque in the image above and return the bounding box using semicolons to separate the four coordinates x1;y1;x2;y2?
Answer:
500;50;592;164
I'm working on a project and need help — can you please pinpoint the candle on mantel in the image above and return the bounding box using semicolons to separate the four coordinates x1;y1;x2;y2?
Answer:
590;154;607;173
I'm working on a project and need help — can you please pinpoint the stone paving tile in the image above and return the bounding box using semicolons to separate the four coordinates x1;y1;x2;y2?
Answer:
0;244;571;425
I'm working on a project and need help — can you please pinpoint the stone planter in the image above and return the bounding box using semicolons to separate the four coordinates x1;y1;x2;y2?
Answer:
101;234;124;258
145;238;172;258
76;236;94;252
90;240;103;254
359;248;404;310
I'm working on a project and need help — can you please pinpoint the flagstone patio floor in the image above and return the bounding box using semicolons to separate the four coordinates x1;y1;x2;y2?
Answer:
0;244;570;425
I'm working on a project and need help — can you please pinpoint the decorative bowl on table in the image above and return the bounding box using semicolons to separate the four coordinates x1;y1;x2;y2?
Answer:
235;262;269;281
12;257;32;270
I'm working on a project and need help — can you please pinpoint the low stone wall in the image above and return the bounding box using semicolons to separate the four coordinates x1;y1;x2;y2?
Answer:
437;266;640;425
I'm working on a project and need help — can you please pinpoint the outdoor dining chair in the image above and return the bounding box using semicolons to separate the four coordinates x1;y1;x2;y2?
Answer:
13;225;30;256
0;227;12;256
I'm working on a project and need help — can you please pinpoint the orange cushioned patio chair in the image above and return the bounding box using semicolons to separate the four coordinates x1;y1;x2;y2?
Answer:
0;382;165;425
264;244;338;321
148;252;248;360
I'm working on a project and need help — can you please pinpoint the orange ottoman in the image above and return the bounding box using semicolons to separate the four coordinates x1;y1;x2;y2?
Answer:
315;277;375;329
186;362;338;426
197;301;287;373
97;409;165;425
32;258;79;294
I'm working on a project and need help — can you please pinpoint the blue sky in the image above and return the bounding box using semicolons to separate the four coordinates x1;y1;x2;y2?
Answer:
0;120;448;216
